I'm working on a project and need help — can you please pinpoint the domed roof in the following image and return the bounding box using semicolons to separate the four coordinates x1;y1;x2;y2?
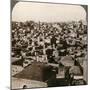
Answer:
60;56;74;67
69;66;83;75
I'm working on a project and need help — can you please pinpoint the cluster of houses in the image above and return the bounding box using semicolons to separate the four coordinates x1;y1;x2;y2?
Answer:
11;20;87;89
12;55;86;89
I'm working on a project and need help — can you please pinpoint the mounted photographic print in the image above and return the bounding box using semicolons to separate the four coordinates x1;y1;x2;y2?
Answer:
11;0;88;89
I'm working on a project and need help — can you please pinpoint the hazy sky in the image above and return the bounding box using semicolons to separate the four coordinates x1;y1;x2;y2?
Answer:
12;2;86;22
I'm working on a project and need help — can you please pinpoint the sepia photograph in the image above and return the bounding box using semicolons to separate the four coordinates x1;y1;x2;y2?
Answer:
11;0;88;89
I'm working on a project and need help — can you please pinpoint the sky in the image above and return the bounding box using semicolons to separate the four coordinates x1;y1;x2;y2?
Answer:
12;2;86;22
